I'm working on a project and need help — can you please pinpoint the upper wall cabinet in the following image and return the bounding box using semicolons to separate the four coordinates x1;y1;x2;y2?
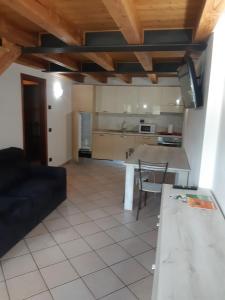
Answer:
138;87;162;114
72;85;95;112
95;86;183;114
96;86;118;113
116;86;139;113
160;87;183;113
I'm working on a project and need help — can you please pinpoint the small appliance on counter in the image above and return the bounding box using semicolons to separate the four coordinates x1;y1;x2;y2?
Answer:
157;136;182;147
139;123;156;134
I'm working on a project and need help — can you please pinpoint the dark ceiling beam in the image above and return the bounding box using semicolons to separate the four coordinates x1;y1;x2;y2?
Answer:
22;30;206;54
45;62;180;74
23;43;206;54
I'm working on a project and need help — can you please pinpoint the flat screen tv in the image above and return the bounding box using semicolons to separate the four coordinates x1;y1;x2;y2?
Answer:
177;56;203;109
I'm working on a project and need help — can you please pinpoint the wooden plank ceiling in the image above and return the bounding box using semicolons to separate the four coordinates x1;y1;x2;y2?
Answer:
0;0;225;82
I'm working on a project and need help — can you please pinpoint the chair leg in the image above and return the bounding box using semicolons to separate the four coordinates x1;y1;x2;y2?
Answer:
136;190;142;220
144;192;147;206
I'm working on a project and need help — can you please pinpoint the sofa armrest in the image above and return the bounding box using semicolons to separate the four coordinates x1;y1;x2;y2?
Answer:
30;166;66;180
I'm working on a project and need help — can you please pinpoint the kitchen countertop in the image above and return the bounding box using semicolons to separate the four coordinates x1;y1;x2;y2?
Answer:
93;130;182;138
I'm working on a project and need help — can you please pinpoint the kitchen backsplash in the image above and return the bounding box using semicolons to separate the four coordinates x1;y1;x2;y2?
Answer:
95;114;183;133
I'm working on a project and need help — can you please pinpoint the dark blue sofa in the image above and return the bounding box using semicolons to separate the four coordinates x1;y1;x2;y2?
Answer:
0;147;66;257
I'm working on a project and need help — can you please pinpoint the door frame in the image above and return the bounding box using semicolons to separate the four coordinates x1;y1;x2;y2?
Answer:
21;73;48;165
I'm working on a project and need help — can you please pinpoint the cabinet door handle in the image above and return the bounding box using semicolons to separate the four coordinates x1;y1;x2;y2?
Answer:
99;134;104;136
152;264;156;270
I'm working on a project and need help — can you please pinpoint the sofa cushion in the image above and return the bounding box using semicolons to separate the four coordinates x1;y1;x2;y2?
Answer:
7;178;55;210
0;166;29;192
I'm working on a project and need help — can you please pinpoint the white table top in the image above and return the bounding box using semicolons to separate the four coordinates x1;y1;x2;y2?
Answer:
125;144;190;171
152;184;225;300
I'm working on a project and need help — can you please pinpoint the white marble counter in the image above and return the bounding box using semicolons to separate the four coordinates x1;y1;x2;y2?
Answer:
152;184;225;300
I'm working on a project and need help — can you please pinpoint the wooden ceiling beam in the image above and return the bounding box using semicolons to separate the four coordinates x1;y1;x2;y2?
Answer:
102;0;152;71
134;52;152;71
0;17;38;46
84;53;114;71
0;40;21;75
102;0;142;44
194;0;225;41
1;0;82;45
148;74;158;84
35;53;79;71
2;0;115;71
115;74;132;83
16;55;47;69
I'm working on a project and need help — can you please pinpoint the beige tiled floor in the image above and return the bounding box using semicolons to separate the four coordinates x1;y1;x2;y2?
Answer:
0;158;160;300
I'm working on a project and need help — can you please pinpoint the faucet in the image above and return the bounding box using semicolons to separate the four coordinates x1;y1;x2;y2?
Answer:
121;120;127;132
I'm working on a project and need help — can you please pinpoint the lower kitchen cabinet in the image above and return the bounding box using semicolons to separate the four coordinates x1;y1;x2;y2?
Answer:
92;133;115;160
134;135;158;147
113;135;135;160
92;133;158;160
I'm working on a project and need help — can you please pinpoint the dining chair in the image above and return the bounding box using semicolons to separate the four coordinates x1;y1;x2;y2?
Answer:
136;160;168;220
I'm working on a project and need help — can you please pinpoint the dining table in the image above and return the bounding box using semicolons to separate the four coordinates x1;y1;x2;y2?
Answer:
123;144;190;210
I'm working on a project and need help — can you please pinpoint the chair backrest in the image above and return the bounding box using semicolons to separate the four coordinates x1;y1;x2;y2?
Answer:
138;160;168;189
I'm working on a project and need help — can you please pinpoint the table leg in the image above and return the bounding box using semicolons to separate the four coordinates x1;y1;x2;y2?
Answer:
175;170;189;186
124;165;135;210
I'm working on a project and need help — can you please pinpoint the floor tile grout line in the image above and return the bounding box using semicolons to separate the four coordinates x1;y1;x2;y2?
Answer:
1;229;155;280
0;260;11;300
43;215;153;299
2;160;159;300
97;286;139;300
22;237;52;299
41;220;102;299
1;219;156;263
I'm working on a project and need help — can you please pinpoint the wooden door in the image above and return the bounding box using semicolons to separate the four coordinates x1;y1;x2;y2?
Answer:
21;74;47;165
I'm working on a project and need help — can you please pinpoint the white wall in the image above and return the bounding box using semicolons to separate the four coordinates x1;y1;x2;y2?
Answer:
182;36;213;185
182;12;225;215
0;63;73;166
213;81;225;212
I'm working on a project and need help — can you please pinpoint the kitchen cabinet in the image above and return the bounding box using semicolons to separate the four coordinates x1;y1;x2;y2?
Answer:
160;87;184;113
92;133;116;159
138;87;162;114
113;134;135;160
95;85;183;115
72;85;95;112
96;86;118;113
92;132;159;160
135;135;158;147
116;86;139;114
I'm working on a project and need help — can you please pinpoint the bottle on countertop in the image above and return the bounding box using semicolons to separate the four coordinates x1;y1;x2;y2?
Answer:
168;124;173;134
